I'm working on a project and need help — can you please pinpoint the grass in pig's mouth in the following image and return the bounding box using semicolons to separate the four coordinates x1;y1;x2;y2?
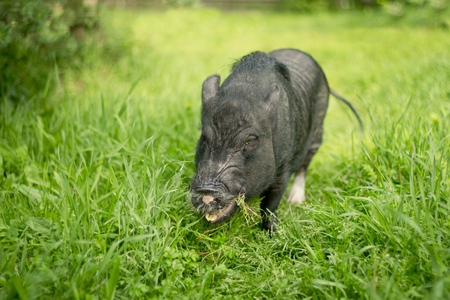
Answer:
235;194;261;221
205;194;261;223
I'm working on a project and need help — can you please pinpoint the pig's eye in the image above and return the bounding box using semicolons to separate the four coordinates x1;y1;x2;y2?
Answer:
244;136;258;150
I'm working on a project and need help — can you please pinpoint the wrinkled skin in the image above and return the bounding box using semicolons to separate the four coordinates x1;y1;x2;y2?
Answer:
190;49;330;232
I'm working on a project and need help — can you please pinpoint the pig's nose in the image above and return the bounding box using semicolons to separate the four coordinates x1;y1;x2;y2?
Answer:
202;195;215;204
196;184;220;204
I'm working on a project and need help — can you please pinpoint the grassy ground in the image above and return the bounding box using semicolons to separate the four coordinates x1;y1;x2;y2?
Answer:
1;8;450;299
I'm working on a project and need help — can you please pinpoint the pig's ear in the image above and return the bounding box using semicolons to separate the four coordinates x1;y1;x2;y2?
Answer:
265;85;281;114
202;75;221;105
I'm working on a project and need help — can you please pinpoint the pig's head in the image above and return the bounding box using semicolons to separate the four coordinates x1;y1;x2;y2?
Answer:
189;74;280;224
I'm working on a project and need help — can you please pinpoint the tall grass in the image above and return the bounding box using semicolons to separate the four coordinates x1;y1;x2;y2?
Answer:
1;8;449;299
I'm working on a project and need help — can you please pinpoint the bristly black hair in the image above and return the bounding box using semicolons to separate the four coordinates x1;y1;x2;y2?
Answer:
230;51;266;72
230;51;290;82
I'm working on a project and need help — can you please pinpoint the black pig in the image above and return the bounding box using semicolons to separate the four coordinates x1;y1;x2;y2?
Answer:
189;49;362;232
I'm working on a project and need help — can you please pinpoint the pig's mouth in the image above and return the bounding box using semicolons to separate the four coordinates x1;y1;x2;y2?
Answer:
189;181;244;224
204;199;238;224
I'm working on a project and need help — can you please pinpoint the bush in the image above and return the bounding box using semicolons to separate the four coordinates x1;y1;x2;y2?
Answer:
280;0;448;12
0;0;98;102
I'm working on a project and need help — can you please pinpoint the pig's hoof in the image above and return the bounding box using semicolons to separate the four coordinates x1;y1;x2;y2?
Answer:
262;215;278;234
262;221;277;232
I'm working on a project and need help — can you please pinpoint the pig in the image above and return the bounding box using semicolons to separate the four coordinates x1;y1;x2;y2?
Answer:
189;48;362;232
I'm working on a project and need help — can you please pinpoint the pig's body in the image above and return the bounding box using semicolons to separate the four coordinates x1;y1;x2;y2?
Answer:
190;49;332;232
267;49;329;186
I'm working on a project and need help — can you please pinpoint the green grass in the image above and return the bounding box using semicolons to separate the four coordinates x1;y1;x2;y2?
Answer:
1;7;450;299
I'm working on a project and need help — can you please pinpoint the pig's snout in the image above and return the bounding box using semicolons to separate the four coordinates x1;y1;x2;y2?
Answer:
190;178;242;224
201;195;215;204
190;182;227;207
193;184;222;203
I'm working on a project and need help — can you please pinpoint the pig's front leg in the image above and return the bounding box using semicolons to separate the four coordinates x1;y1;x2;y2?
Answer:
260;175;289;233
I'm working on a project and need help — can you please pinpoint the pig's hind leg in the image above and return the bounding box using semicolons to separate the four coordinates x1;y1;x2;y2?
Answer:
287;143;320;205
288;85;329;205
287;167;308;205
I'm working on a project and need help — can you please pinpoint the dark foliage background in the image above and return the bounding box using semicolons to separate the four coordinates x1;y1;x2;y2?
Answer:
281;0;448;12
0;0;99;102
